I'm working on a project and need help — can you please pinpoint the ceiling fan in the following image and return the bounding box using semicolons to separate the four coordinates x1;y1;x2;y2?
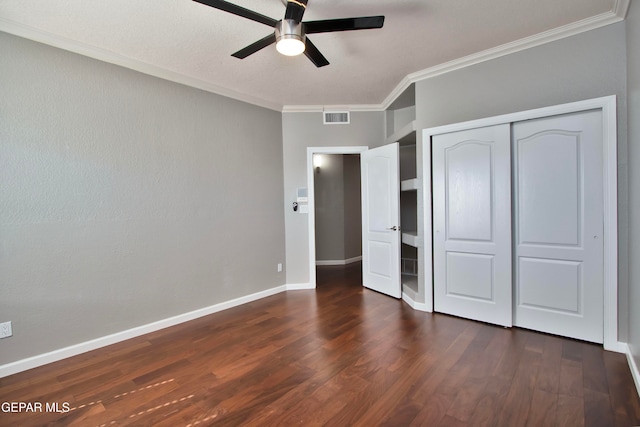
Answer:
193;0;385;67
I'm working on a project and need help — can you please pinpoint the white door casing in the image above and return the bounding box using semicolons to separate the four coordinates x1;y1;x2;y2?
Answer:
361;143;401;298
306;146;369;289
432;124;512;326
512;111;604;343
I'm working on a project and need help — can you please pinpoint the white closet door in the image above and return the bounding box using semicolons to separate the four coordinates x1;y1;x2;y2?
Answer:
361;143;401;298
433;124;512;326
513;111;604;343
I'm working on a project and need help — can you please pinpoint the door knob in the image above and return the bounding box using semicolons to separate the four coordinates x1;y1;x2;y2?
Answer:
387;226;399;231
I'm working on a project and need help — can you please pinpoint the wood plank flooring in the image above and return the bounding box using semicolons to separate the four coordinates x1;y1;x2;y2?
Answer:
1;263;639;426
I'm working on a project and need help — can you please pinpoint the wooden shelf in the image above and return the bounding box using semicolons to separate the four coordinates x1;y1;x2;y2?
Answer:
401;178;419;191
386;120;416;145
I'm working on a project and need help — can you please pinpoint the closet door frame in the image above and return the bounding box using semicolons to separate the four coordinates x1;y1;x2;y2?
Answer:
422;95;620;352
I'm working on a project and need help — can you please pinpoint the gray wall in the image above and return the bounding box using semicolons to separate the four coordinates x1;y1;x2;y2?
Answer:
415;22;629;340
313;154;362;262
343;154;362;260
0;33;285;365
626;2;640;368
314;154;346;261
282;112;385;285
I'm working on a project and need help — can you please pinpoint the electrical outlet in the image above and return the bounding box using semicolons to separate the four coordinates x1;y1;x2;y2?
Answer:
277;263;283;273
0;321;12;339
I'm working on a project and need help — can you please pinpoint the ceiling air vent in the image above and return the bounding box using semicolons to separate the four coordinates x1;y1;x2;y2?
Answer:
323;111;350;125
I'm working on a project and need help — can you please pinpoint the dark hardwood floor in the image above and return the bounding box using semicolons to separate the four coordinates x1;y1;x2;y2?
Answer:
1;263;639;426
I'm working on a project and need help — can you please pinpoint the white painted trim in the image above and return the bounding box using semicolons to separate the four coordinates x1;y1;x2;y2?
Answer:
614;0;632;19
422;96;618;137
607;340;629;354
422;95;619;349
2;0;631;116
1;5;629;114
625;344;640;398
283;105;384;113
382;11;625;110
0;285;287;378
315;260;341;266
285;283;315;290
601;98;620;352
284;7;630;112
306;146;369;289
402;292;430;312
380;78;414;113
0;18;281;112
316;256;362;266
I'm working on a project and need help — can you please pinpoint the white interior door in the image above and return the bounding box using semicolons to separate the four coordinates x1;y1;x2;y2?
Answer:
361;143;401;298
513;111;604;343
433;124;512;326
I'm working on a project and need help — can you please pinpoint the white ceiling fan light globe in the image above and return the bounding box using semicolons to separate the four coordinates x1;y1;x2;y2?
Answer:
276;38;306;56
275;19;306;56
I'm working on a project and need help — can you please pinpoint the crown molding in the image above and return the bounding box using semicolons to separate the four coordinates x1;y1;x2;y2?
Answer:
0;18;282;112
282;104;384;113
2;1;630;114
281;105;325;113
614;0;631;19
285;7;629;113
379;9;627;111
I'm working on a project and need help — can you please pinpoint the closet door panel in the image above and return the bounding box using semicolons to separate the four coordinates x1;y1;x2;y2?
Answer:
433;124;512;327
513;110;604;343
445;142;493;242
518;131;580;246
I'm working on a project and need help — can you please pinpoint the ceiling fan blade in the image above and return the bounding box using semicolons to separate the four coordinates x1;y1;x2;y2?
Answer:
304;16;385;34
231;33;277;59
284;0;308;22
193;0;278;27
304;37;329;67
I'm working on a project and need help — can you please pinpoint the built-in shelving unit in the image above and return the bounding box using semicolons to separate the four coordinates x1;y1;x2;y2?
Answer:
400;178;419;191
402;230;420;247
386;84;421;304
400;162;419;297
386;120;416;145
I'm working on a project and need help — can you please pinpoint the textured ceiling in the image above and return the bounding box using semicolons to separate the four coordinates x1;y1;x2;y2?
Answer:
0;0;624;109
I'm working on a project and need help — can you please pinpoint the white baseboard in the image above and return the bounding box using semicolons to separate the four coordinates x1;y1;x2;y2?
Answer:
604;340;628;354
625;343;640;399
316;256;362;266
285;283;315;290
402;292;431;312
0;285;287;379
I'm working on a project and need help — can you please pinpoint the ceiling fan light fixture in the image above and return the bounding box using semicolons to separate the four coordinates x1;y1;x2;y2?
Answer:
198;0;384;67
276;38;305;56
275;19;305;56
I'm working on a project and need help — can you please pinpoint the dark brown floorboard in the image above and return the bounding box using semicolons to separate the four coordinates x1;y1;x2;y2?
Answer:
1;263;639;426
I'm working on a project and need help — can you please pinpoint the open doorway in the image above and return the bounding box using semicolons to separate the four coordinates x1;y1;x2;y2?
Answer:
313;153;362;286
306;146;368;288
